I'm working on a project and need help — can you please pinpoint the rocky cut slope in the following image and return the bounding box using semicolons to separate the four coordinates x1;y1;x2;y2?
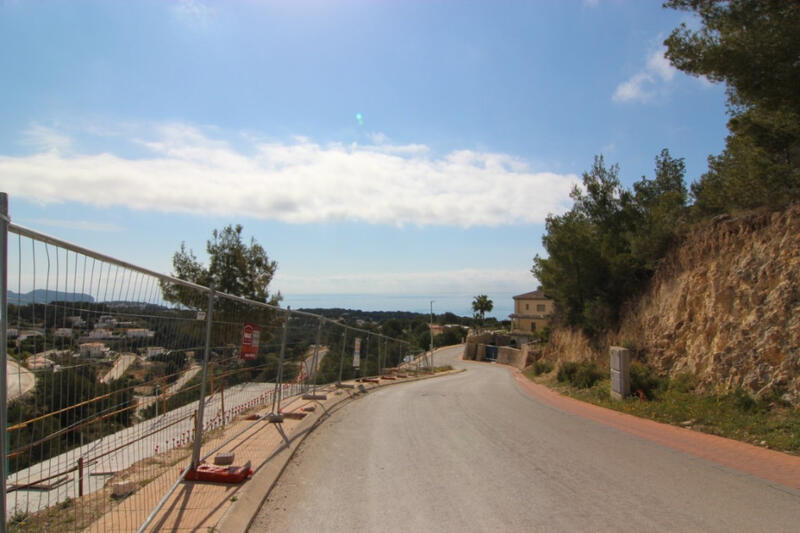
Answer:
617;205;800;404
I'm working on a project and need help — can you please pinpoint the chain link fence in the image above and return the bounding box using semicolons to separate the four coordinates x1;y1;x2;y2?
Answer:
0;193;422;532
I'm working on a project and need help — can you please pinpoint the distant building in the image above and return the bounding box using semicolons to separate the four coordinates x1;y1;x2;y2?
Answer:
26;355;54;370
509;288;554;334
97;315;117;328
429;324;446;336
126;328;154;339
145;346;166;358
66;316;86;327
89;328;113;339
80;342;109;358
54;328;73;338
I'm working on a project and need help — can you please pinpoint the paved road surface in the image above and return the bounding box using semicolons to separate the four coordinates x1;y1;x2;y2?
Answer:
100;353;137;384
250;345;800;532
7;359;35;401
135;364;202;415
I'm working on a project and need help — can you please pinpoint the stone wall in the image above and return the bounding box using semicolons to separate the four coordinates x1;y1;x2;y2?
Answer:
496;346;525;369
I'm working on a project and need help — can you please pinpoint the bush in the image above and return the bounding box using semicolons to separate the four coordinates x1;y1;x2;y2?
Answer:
573;361;604;389
668;372;695;393
629;361;668;400
558;360;603;389
532;360;554;376
725;388;759;413
557;361;579;383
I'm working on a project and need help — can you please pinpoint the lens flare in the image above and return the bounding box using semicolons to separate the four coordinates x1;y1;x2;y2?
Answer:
356;112;364;126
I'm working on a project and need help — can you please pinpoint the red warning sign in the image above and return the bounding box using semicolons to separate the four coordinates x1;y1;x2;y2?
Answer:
240;323;261;360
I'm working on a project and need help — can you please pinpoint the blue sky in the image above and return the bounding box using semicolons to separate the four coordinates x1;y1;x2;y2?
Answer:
0;0;727;319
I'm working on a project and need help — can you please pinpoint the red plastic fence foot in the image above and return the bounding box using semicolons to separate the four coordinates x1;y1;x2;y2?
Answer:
185;460;253;484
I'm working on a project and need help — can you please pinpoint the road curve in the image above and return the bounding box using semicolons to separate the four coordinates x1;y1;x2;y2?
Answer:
7;358;35;401
249;345;800;532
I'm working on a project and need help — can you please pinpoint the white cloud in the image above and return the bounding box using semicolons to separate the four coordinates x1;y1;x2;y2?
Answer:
22;219;122;232
22;124;73;153
0;124;579;227
646;49;677;82
172;0;214;27
613;47;678;103
274;268;535;295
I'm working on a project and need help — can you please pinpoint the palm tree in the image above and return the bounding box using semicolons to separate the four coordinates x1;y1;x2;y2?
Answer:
471;294;494;328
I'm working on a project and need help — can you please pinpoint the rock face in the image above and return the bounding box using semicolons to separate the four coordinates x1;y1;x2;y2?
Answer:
617;206;800;404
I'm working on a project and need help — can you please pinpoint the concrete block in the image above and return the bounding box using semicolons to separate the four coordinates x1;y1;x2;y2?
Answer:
302;393;327;401
112;480;135;498
609;346;631;400
214;452;235;466
610;346;630;371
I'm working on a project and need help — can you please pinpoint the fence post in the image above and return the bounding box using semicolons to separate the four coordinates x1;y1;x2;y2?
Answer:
191;286;215;469
337;329;347;385
309;317;322;395
220;384;225;423
0;192;9;531
77;456;84;497
271;308;290;414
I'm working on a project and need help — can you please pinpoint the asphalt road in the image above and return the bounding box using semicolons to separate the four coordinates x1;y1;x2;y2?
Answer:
7;359;36;401
100;353;137;384
250;345;800;532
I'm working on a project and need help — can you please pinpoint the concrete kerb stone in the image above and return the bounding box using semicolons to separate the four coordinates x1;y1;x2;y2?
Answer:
215;369;463;533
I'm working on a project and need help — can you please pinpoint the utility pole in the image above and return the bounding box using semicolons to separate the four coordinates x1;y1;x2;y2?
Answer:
429;300;434;369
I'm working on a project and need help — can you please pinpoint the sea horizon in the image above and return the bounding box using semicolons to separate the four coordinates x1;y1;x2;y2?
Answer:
280;292;515;321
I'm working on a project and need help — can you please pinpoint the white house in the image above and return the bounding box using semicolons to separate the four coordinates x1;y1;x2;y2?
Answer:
54;328;73;338
145;346;166;358
89;328;113;339
126;328;155;339
80;342;109;358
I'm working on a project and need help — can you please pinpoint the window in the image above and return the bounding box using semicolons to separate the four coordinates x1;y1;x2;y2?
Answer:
525;303;529;310
537;304;545;312
530;322;536;331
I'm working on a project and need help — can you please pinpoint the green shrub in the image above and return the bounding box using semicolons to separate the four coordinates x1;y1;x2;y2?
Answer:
668;372;695;393
725;388;759;413
558;360;603;389
572;361;604;389
557;361;579;383
629;361;668;400
532;360;554;376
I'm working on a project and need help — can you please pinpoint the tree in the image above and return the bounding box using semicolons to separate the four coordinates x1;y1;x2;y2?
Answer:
664;0;800;212
629;149;688;269
533;151;688;335
161;224;280;320
472;295;494;326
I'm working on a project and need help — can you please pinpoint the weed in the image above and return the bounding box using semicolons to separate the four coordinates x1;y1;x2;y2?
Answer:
531;360;553;376
557;361;578;383
557;361;603;389
629;361;668;400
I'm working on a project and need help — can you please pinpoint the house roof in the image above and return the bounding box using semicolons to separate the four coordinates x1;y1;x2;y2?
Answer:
513;289;550;300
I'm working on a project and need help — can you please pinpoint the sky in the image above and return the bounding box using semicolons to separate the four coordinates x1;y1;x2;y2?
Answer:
0;0;728;319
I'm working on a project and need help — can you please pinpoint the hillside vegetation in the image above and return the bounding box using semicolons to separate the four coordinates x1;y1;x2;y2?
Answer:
533;1;800;405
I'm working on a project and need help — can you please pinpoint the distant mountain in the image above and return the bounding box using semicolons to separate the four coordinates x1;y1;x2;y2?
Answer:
8;289;95;305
